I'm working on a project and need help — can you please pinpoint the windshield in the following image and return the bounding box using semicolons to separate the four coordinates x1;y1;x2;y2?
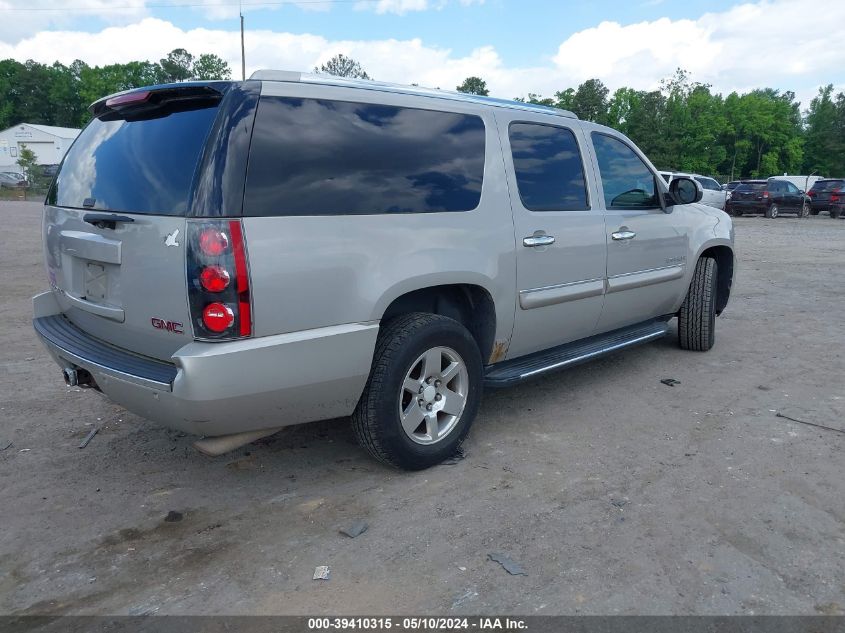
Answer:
47;102;219;216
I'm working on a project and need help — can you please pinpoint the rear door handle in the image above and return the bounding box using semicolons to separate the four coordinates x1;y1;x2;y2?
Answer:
611;230;636;241
523;235;555;247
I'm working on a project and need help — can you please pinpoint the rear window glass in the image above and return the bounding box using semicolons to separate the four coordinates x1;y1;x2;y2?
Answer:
736;183;767;191
244;97;485;216
811;180;844;191
508;122;588;211
48;105;218;215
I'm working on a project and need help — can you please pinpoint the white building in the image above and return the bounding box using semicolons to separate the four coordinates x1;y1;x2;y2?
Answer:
0;123;80;171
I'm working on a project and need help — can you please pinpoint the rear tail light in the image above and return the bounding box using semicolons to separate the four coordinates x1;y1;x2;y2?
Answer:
762;191;769;199
187;220;252;340
832;194;841;203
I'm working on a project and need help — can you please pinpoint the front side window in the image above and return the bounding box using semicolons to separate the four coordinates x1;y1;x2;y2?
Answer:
591;133;660;210
508;122;589;211
244;97;486;216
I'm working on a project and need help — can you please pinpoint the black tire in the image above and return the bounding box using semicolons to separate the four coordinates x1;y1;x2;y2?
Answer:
678;257;718;352
352;312;482;470
765;204;778;219
832;209;842;219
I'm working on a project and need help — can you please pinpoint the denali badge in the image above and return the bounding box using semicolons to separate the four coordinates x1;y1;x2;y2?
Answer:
164;229;180;247
151;318;184;335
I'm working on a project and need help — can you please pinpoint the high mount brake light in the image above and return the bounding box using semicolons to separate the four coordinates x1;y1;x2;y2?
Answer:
187;220;252;340
105;91;151;108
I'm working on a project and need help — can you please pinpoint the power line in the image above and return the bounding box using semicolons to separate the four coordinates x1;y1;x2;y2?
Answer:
0;0;376;11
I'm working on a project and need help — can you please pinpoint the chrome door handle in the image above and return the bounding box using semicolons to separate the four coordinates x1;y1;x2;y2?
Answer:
523;235;555;247
611;230;636;241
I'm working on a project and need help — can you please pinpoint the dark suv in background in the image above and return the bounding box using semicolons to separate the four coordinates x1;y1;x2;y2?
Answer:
726;179;810;218
808;178;844;218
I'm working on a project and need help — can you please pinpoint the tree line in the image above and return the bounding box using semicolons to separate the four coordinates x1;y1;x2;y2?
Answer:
0;49;231;130
458;72;845;181
2;50;843;181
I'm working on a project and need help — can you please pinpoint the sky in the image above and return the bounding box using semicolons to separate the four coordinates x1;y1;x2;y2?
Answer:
0;0;843;109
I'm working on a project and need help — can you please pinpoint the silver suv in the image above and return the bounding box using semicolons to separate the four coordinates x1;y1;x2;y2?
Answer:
33;71;735;470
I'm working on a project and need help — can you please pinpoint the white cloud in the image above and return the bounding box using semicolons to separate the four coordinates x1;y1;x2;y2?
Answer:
354;0;484;15
0;0;841;108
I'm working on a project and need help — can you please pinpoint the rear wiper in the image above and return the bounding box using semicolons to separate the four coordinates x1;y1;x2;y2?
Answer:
83;213;136;230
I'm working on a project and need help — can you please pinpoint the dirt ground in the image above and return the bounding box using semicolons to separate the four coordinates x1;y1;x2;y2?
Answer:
1;200;843;616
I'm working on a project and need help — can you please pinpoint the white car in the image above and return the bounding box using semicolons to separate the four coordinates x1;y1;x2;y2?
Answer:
660;171;726;210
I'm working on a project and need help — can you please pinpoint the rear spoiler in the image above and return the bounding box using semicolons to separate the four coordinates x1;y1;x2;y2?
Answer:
89;83;228;120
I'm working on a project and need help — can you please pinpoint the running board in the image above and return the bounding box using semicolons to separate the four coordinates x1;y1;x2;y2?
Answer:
484;319;670;388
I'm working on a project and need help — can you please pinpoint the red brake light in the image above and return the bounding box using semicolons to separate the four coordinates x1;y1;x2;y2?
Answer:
202;303;234;333
199;265;230;292
762;191;769;198
228;220;252;337
105;90;151;108
199;228;229;257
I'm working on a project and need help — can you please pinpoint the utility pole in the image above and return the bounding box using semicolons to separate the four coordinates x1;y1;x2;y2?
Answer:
240;8;246;81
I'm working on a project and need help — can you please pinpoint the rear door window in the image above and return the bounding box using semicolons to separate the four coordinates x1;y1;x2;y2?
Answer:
508;122;589;211
48;104;219;216
244;97;486;216
591;133;660;209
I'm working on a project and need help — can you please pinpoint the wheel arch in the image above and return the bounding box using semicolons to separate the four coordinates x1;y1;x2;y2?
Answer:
695;241;734;315
377;281;498;364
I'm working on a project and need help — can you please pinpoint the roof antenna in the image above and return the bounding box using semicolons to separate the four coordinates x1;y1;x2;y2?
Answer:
240;2;246;81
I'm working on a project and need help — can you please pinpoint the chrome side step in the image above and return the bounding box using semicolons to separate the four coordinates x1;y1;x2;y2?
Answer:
484;318;670;388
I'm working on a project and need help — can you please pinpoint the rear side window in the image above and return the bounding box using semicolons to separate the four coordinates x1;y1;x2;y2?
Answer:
49;105;219;215
695;176;720;191
737;183;766;191
591;133;660;209
244;97;486;216
508;122;588;211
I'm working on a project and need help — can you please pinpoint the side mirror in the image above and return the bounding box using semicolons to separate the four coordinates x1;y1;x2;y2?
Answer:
668;177;703;205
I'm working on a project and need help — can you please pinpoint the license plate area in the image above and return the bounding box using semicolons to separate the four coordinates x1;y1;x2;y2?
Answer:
84;262;108;302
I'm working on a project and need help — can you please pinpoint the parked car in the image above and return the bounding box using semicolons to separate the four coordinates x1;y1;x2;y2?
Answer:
726;179;810;218
40;164;59;177
33;73;735;470
807;178;845;218
0;173;26;189
723;181;742;198
659;171;726;210
1;170;26;182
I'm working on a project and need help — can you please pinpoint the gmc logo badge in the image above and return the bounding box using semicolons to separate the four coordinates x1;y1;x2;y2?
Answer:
151;318;184;335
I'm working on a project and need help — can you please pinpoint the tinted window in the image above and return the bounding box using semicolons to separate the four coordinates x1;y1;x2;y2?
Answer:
244;97;485;216
695;176;720;191
49;105;218;215
591;133;659;209
736;183;766;191
811;179;844;192
508;123;588;211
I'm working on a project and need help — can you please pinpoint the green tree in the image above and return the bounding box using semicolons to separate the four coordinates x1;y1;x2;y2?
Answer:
571;78;609;123
804;85;839;175
16;145;38;178
193;53;231;80
314;54;370;79
159;48;194;83
456;76;489;96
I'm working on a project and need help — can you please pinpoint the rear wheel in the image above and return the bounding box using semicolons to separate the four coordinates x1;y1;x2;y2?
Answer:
766;204;779;219
832;208;842;219
678;257;717;352
352;313;482;470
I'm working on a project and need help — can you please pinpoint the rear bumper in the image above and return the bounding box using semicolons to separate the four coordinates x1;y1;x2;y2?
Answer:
33;291;379;436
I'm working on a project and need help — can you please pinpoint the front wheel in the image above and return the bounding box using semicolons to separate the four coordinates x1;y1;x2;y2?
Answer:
678;257;718;352
799;203;810;218
765;204;779;219
352;313;482;470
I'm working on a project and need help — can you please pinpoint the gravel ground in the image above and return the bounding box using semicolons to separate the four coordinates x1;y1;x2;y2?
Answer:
1;200;843;616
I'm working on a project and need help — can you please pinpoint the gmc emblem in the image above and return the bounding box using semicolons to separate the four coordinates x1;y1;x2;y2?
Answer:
151;318;184;335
